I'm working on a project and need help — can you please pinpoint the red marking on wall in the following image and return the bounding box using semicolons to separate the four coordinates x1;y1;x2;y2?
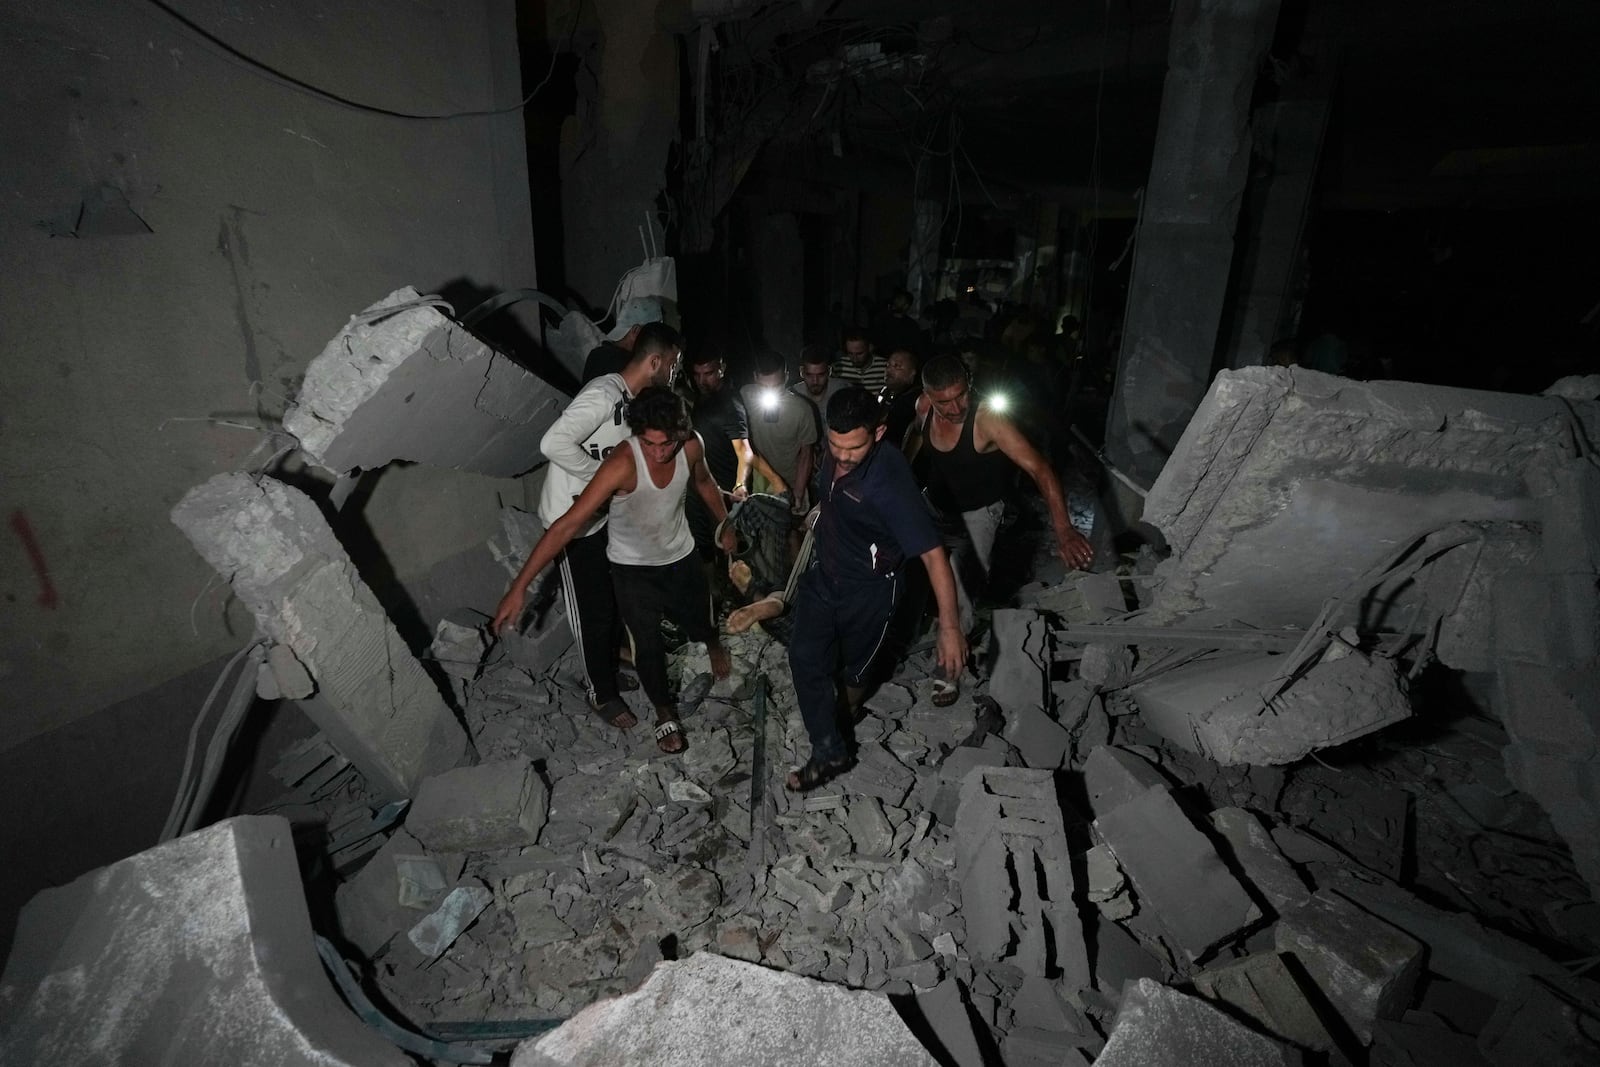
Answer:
10;511;58;609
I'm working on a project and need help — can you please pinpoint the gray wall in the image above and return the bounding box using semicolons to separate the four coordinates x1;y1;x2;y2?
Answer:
0;0;539;750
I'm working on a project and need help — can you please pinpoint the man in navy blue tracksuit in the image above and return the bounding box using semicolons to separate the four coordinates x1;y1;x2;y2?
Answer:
785;387;967;791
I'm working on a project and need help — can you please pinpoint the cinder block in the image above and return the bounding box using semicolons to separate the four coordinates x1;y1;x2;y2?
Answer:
408;757;549;852
1095;786;1259;960
1274;891;1424;1044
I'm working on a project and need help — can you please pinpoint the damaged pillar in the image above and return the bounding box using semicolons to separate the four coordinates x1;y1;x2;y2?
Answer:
1104;0;1281;492
172;473;468;799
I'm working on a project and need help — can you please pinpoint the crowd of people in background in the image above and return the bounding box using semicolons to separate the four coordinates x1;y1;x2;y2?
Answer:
492;286;1104;792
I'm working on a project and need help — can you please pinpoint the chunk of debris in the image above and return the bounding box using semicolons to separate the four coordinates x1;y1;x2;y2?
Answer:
335;828;465;956
1083;745;1169;815
954;767;1089;985
1274;891;1424;1044
1130;647;1412;765
171;474;467;798
511;952;938;1066
1094;978;1300;1066
283;286;566;477
1084;843;1134;920
1209;807;1312;915
407;757;550;853
407;881;492;960
1190;952;1338;1054
1093;782;1259;961
1327;870;1565;996
0;816;408;1066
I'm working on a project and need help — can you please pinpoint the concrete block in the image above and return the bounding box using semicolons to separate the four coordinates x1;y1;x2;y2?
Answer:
1080;642;1135;688
1095;786;1259;960
1095;978;1300;1066
1209;807;1312;914
172;474;467;799
284;287;567;477
0;816;408;1066
408;757;549;852
1478;975;1600;1067
1274;891;1424;1044
512;952;937;1066
1190;952;1338;1053
1002;703;1073;770
1002;1026;1096;1066
1328;872;1564;996
1083;745;1168;815
1089;913;1166;997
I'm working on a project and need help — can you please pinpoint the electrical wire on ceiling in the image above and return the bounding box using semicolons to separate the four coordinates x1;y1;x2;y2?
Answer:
140;0;582;121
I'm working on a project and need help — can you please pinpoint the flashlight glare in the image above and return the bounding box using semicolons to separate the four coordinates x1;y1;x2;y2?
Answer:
759;388;781;412
986;392;1010;414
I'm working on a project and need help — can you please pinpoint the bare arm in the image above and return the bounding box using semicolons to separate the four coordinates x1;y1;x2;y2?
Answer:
731;438;754;499
979;409;1093;570
492;449;635;632
920;543;969;679
747;449;788;495
902;395;931;462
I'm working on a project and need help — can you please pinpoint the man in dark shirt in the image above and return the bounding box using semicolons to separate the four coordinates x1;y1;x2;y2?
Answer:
685;350;752;559
582;297;667;383
785;387;966;791
878;346;921;450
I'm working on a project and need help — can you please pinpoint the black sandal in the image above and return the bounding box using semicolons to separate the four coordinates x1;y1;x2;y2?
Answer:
785;753;854;793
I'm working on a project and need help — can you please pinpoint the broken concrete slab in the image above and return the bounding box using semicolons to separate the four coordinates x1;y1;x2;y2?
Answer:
988;608;1052;717
0;816;408;1066
1095;978;1301;1066
172;473;468;798
1142;366;1586;644
954;767;1089;984
1209;807;1312;915
1130;646;1411;765
284;286;567;477
1002;703;1073;770
1083;745;1169;816
1274;891;1424;1044
408;757;549;852
335;827;465;956
1190;952;1338;1054
912;978;988;1067
1094;784;1260;961
511;952;938;1066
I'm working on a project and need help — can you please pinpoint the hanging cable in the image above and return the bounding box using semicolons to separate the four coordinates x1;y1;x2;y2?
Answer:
140;0;582;122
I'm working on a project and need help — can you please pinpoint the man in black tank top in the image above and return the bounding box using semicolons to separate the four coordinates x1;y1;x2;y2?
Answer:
912;354;1094;654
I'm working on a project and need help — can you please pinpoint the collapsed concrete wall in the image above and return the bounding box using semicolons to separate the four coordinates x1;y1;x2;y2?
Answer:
0;816;407;1066
285;287;568;478
172;473;468;798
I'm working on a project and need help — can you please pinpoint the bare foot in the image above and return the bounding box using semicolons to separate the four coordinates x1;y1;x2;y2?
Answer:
728;560;753;595
708;643;731;680
726;594;784;634
654;711;687;754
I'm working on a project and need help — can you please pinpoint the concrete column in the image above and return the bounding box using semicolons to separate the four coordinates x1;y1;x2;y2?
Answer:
1226;91;1333;368
907;199;943;314
1103;0;1281;491
753;210;804;357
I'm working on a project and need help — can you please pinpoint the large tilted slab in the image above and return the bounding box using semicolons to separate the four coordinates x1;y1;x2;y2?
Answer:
284;287;567;477
511;952;937;1066
172;473;467;798
0;816;407;1066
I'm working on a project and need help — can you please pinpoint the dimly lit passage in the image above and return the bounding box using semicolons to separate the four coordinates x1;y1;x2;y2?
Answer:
3;1;1599;1064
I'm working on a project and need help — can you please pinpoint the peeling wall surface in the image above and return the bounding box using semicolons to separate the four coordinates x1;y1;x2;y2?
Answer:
0;0;538;747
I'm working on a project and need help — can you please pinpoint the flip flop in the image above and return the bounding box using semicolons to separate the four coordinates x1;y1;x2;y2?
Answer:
654;716;687;755
930;676;961;708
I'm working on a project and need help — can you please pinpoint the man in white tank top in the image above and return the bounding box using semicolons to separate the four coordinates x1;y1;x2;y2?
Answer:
494;388;734;755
